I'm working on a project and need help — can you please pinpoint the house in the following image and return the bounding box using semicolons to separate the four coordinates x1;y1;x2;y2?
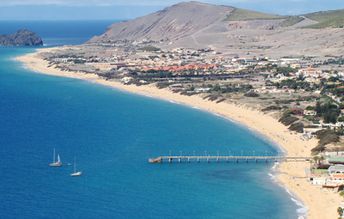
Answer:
304;110;317;116
311;177;327;185
121;77;133;84
329;165;344;174
298;67;322;78
194;88;211;93
324;151;344;158
330;173;344;183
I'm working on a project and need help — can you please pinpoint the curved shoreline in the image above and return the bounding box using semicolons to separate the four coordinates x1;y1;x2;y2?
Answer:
16;48;341;219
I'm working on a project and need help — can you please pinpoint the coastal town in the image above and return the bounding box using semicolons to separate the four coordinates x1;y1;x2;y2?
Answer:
13;1;344;218
41;41;344;146
35;39;344;216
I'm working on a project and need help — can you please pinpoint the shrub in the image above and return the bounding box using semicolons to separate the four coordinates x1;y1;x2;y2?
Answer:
316;129;340;146
306;105;315;110
289;122;304;133
244;91;259;97
262;105;282;112
311;145;326;154
279;114;298;126
139;46;160;52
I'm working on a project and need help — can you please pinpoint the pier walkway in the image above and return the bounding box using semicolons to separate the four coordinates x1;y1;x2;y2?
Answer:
148;155;311;164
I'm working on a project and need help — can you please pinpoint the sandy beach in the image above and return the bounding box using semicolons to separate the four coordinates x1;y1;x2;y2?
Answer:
17;48;342;219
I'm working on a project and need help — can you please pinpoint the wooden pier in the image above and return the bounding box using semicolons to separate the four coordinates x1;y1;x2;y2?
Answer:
148;155;311;164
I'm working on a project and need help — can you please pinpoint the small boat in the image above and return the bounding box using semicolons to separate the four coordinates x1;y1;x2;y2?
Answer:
70;158;82;177
49;148;62;167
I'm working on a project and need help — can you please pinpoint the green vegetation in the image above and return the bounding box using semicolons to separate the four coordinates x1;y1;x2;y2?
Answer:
312;168;328;174
338;207;343;218
139;45;161;52
311;145;325;154
279;111;299;126
244;90;259;97
280;16;304;27
289;122;304;133
274;79;311;90
315;101;341;124
225;8;281;21
305;9;344;28
262;105;282;112
276;66;298;75
339;116;344;122
209;83;253;94
306;105;315;110
156;82;170;89
316;129;340;146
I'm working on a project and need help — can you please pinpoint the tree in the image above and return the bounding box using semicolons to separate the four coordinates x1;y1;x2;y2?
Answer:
337;207;343;218
340;191;344;197
324;111;339;124
315;101;341;124
306;105;315;111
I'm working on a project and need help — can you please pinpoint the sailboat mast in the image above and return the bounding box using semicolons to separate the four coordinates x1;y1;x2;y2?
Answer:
53;148;56;163
74;157;76;173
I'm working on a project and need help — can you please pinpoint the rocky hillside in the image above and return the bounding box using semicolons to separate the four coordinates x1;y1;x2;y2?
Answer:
0;29;43;46
90;1;234;43
88;1;344;57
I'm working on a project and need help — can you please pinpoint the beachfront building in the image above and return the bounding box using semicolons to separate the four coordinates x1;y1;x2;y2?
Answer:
329;165;344;174
329;158;344;165
304;110;317;116
311;177;327;185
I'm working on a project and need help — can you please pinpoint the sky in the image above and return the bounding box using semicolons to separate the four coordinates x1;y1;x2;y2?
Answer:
0;0;343;20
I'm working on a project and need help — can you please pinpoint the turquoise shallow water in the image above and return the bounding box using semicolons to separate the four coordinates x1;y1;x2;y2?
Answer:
0;22;299;218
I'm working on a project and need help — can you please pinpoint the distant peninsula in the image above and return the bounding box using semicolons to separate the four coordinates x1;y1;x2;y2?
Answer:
0;29;43;46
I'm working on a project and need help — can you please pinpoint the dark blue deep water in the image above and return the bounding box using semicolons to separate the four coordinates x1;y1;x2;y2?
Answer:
0;22;300;218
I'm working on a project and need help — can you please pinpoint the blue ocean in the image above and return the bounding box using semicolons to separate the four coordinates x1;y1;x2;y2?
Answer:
0;21;301;218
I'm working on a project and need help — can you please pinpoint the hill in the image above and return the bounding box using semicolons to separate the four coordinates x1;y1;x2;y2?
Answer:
305;9;344;28
90;1;234;43
0;29;43;46
225;8;281;21
88;1;344;57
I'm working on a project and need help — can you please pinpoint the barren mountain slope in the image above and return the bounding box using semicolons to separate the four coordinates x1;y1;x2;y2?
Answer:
89;1;233;42
88;1;344;57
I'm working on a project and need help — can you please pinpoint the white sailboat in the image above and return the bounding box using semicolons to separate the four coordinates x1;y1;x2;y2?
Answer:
70;158;82;177
49;148;62;167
